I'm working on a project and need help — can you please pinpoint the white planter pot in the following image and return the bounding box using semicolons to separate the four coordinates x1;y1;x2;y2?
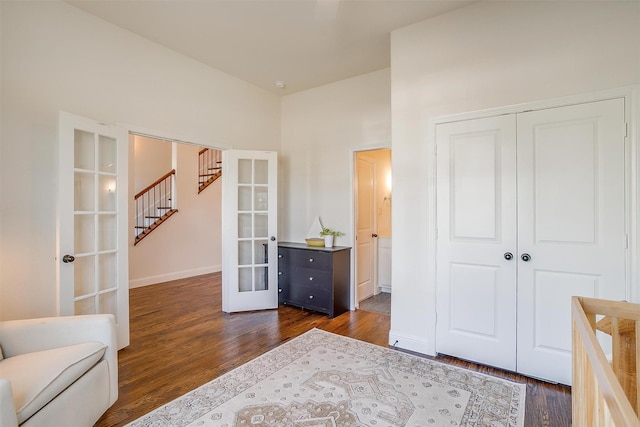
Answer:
324;235;334;247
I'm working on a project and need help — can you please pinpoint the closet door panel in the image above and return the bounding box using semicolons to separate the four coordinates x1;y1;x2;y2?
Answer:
516;98;626;385
436;115;517;371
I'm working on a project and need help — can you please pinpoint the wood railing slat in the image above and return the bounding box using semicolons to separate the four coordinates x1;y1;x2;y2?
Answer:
572;296;640;427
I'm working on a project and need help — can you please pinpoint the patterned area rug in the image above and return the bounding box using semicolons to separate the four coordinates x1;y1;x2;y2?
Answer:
127;329;525;427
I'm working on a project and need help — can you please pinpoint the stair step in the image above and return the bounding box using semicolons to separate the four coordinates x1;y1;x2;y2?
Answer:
157;206;172;210
145;216;161;219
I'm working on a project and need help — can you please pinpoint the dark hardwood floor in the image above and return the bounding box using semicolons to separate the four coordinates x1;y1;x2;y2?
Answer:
95;272;571;426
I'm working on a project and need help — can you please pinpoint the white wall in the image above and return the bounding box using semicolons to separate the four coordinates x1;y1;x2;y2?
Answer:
280;69;391;248
129;143;221;287
132;136;172;194
0;1;280;320
389;1;640;354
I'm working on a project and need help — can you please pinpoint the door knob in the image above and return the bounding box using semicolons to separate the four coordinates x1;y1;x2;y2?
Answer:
521;253;531;262
504;252;513;261
372;233;378;238
62;254;75;263
270;236;276;241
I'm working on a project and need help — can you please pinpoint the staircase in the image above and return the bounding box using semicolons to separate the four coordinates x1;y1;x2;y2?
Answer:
198;148;222;193
134;148;222;245
134;169;178;245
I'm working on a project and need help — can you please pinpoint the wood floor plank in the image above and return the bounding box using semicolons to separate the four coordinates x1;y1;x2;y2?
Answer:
95;272;571;426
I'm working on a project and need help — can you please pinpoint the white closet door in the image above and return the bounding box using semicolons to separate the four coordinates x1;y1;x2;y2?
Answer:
516;98;627;385
436;115;518;371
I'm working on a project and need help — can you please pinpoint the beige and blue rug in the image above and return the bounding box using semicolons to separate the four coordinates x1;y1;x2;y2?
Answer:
127;329;525;427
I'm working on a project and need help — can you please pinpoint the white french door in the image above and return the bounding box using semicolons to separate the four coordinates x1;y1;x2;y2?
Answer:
436;98;627;384
58;112;130;349
221;150;278;312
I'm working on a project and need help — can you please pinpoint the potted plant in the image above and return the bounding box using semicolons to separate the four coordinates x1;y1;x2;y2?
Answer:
319;227;344;248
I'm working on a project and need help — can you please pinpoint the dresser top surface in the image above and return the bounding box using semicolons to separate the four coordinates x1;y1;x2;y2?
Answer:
278;241;351;252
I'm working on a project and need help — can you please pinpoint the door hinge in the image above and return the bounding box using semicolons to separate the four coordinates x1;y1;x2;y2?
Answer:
625;234;629;249
625;122;629;138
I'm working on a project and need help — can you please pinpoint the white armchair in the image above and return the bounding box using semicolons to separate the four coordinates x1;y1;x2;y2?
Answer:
0;315;118;427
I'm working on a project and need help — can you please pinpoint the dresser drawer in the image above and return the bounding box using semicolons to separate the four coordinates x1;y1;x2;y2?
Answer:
277;247;293;268
289;283;330;310
291;267;331;289
292;250;332;270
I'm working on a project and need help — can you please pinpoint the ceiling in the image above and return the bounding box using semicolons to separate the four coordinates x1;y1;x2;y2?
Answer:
68;0;473;95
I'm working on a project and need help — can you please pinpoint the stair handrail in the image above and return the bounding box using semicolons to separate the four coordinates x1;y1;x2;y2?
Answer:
135;169;176;200
198;148;222;193
134;169;177;245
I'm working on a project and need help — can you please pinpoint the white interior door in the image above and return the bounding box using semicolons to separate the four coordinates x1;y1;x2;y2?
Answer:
221;150;278;312
436;98;627;384
356;155;375;302
436;115;518;371
516;98;627;384
58;112;130;349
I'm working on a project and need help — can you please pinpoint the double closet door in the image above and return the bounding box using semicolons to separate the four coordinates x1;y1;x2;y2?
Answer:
435;98;627;385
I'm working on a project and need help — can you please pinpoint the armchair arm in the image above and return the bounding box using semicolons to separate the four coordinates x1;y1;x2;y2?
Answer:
0;315;118;405
0;379;18;427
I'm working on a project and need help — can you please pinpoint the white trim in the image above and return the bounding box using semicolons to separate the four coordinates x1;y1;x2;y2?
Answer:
119;122;231;151
432;85;640;125
129;265;222;289
388;330;433;356
427;85;639;354
629;86;640;303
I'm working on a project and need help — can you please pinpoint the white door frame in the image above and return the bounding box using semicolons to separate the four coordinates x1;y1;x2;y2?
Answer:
426;85;640;356
350;145;391;309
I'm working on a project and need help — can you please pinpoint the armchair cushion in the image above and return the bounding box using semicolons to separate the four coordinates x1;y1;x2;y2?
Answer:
0;341;106;424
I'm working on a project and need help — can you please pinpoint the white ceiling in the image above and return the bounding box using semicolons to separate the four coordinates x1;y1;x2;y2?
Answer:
68;0;473;95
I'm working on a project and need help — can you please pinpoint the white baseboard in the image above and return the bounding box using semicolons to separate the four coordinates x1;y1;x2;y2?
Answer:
388;330;435;356
379;286;391;293
129;265;221;289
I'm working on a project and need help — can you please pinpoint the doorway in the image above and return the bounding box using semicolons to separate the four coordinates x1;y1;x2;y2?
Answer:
128;133;223;289
354;148;392;315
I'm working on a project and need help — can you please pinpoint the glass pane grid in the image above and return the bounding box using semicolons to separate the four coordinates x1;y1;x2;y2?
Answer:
235;156;271;294
74;129;120;321
74;295;97;315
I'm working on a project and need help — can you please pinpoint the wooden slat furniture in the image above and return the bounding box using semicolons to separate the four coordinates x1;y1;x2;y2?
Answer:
572;296;640;426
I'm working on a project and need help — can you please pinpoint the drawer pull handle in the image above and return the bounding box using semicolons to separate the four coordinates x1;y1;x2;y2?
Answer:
309;258;314;262
278;255;283;258
309;295;314;299
309;277;313;281
278;272;282;275
278;289;282;293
